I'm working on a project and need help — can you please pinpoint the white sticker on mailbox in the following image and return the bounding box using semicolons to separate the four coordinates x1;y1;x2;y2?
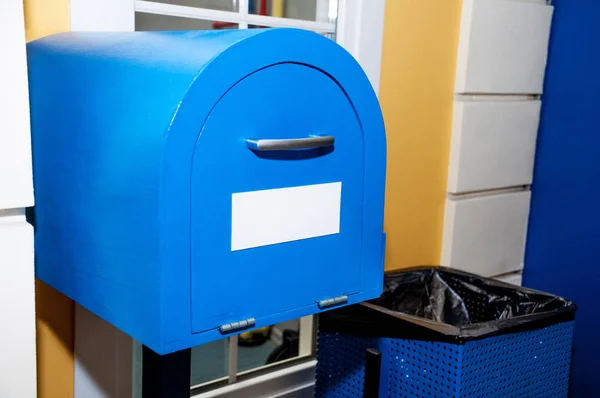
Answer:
231;182;342;251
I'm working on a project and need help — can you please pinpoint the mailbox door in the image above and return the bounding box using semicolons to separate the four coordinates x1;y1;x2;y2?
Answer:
191;63;365;333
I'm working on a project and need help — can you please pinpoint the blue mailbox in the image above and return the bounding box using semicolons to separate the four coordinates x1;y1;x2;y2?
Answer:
27;29;386;354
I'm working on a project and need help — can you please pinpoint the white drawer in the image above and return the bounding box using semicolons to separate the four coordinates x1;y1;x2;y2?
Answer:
455;0;553;94
442;191;531;277
0;211;36;397
495;272;523;287
0;1;33;210
448;99;540;193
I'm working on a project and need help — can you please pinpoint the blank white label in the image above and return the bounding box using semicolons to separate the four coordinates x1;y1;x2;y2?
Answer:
231;182;342;251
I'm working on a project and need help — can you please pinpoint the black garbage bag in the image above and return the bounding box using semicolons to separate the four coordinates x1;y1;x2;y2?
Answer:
319;266;576;343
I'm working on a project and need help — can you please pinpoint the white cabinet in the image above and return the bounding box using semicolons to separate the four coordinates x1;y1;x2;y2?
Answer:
455;0;553;94
0;2;36;397
495;272;523;287
442;191;531;277
448;99;541;193
0;213;36;398
446;0;554;280
0;0;33;210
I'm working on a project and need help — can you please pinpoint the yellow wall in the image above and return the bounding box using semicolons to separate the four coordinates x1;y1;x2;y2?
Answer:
379;0;463;270
35;282;75;398
23;0;70;42
23;1;74;397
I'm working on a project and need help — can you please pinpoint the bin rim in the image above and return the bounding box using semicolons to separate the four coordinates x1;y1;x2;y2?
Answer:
320;266;576;343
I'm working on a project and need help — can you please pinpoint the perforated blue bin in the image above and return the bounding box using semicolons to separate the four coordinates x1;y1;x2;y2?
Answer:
316;268;576;398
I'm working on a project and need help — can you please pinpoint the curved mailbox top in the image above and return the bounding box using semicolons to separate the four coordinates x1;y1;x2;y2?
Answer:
28;29;386;354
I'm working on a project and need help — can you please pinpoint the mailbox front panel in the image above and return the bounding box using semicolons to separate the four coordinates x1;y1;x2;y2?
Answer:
190;63;365;333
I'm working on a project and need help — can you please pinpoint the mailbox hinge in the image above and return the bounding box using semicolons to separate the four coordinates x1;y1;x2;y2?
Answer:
219;317;256;334
317;295;348;309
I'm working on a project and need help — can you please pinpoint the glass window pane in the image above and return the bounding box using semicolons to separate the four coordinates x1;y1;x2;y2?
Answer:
250;0;337;23
144;0;238;12
134;339;230;395
136;13;238;31
237;316;313;374
249;25;336;41
133;341;143;398
190;338;230;386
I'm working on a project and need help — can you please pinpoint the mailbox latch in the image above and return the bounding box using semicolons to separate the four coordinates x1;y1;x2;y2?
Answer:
219;317;256;334
317;295;348;309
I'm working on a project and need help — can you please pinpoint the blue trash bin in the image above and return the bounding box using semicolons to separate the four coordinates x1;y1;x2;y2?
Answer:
316;267;576;398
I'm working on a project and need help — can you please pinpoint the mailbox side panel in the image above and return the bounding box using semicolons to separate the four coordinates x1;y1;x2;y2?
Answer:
27;39;167;348
27;30;277;352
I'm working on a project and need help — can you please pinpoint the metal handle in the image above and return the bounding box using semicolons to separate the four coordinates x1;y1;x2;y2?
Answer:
246;135;334;151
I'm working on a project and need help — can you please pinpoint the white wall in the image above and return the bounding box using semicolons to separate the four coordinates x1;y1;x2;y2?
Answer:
71;0;135;31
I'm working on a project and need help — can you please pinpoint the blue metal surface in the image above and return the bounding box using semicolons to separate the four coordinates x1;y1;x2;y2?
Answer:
190;63;365;332
523;1;600;396
317;322;574;397
316;333;375;398
27;29;386;354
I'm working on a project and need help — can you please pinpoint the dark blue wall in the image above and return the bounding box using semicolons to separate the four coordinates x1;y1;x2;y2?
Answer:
524;1;600;396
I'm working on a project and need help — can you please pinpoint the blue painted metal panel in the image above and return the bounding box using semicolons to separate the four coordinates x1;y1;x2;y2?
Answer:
190;63;365;333
27;29;386;354
524;1;600;395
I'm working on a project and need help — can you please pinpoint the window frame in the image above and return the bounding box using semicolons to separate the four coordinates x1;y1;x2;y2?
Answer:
70;0;385;396
69;0;384;92
135;0;337;32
